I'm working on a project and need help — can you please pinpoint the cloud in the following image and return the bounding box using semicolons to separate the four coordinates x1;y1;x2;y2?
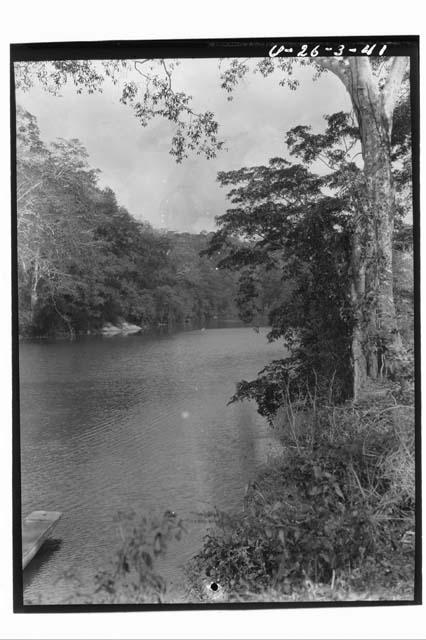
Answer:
15;59;351;232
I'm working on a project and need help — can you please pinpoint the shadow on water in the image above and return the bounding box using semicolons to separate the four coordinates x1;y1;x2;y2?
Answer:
23;538;63;591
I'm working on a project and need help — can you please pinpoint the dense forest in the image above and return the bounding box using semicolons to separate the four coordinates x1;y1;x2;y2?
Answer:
16;54;416;604
17;106;278;337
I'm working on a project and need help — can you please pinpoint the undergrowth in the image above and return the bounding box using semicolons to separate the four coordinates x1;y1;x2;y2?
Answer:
34;509;187;605
188;386;415;602
27;389;415;605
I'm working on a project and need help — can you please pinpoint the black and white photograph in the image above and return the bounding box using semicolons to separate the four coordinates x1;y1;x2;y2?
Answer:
11;36;420;610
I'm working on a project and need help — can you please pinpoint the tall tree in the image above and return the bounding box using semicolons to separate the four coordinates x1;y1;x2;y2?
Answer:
321;57;409;392
16;106;103;333
206;148;354;409
219;56;410;395
15;55;411;395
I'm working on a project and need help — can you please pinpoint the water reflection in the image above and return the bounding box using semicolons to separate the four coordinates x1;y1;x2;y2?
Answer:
20;327;284;603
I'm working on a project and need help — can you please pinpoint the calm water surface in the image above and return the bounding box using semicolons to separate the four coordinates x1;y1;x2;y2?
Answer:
20;327;283;603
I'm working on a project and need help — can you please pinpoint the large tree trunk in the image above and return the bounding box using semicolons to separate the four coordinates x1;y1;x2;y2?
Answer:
318;56;408;399
350;221;367;401
346;58;406;397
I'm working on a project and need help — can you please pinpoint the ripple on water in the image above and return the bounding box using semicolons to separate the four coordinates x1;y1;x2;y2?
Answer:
20;328;284;603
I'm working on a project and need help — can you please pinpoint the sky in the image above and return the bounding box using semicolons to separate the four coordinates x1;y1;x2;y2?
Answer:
15;59;352;233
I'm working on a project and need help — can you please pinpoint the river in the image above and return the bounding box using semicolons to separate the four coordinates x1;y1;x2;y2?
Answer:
19;326;284;603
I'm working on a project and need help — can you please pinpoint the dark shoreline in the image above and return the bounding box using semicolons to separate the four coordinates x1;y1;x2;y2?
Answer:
18;318;258;343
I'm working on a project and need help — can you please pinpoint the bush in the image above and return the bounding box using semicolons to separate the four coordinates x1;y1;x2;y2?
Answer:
45;510;186;605
189;395;415;600
91;509;186;604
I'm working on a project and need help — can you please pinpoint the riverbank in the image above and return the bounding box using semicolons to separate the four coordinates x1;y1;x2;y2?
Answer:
187;382;416;603
20;328;415;604
18;317;247;341
49;381;415;605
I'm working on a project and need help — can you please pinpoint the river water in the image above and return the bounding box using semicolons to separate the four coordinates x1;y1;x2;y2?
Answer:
19;326;284;603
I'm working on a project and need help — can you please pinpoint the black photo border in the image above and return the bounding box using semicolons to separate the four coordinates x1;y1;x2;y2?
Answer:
10;35;421;613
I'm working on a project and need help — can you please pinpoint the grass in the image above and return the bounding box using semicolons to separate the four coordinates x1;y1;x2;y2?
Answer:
187;382;416;603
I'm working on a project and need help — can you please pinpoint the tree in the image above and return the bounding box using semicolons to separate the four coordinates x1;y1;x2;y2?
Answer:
323;58;409;392
15;54;411;395
16;108;242;336
16;105;104;334
205;104;412;411
284;102;412;397
205;141;354;410
218;56;410;396
14;60;224;163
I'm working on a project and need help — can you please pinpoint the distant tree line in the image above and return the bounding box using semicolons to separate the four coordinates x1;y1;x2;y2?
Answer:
17;106;281;338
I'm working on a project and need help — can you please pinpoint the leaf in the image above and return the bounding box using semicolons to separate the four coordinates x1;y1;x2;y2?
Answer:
333;483;345;499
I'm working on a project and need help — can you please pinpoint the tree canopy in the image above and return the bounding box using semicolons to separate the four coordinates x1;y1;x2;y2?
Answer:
16;107;249;337
15;54;413;398
205;106;412;416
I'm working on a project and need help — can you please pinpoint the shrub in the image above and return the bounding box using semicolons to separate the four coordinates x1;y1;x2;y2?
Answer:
189;396;415;600
91;509;185;604
48;510;186;605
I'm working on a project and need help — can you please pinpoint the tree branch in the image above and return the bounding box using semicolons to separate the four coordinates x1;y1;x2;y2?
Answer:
382;56;409;123
133;60;151;81
161;59;172;90
17;180;43;203
316;57;351;92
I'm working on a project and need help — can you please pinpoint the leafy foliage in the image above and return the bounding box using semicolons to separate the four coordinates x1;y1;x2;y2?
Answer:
93;509;185;604
16;107;242;337
41;510;187;605
189;398;415;597
206;117;359;413
15;60;224;163
206;105;413;417
14;56;408;168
